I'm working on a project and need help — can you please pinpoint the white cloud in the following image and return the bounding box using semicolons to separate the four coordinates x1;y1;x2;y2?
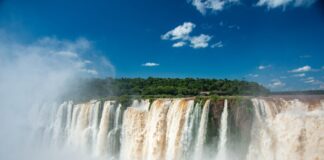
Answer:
268;79;285;88
256;0;317;9
190;0;239;15
162;22;213;49
304;77;315;83
142;62;160;67
293;73;306;77
258;65;266;70
172;41;186;47
258;65;271;70
211;41;224;48
161;22;195;40
302;77;324;89
56;51;78;58
189;34;212;49
290;65;312;73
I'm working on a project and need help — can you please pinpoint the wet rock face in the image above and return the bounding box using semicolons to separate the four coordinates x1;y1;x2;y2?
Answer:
206;99;225;148
207;98;254;160
209;100;225;129
227;99;254;160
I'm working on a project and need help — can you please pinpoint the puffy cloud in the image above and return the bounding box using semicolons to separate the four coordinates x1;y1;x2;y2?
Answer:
256;0;317;9
293;73;306;77
162;22;213;49
258;65;266;70
258;65;271;70
161;22;195;40
189;0;239;15
290;65;312;73
189;34;212;49
302;77;324;89
172;41;186;48
268;79;285;88
142;62;160;67
211;41;224;48
304;77;315;83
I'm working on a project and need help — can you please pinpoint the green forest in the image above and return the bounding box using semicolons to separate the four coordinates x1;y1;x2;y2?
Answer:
65;77;270;101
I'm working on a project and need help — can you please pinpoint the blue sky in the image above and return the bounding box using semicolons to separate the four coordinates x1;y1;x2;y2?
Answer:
0;0;323;91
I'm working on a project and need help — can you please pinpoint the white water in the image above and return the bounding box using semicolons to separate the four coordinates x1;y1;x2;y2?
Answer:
215;99;229;160
194;100;210;160
95;101;114;157
36;97;324;160
247;98;324;160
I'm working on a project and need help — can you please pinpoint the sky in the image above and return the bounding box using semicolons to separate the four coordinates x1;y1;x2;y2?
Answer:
0;0;323;91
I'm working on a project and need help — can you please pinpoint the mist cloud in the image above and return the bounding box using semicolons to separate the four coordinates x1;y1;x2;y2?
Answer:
0;32;114;160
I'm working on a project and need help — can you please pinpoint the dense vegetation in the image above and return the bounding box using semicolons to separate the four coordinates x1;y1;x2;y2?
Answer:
64;77;269;102
271;90;324;95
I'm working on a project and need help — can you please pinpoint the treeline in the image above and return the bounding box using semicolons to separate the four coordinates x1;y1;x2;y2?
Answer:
271;90;324;95
64;77;269;102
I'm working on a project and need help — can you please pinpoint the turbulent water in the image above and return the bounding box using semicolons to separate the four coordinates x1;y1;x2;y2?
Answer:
36;97;324;160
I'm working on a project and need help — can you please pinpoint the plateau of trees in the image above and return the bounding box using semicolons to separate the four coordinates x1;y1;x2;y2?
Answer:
65;77;270;102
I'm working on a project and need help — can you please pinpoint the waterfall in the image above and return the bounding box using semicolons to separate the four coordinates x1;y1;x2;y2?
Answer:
37;97;324;160
143;99;170;160
215;99;228;160
165;99;194;160
247;98;324;160
95;101;113;157
120;104;149;160
106;104;122;158
194;100;210;160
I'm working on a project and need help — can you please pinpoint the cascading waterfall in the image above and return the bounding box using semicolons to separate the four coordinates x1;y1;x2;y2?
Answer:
194;100;210;160
142;99;170;160
247;98;324;160
106;104;122;158
37;97;324;160
215;99;228;160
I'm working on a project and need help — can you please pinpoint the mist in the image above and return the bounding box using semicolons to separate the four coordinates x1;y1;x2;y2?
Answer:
0;33;114;160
